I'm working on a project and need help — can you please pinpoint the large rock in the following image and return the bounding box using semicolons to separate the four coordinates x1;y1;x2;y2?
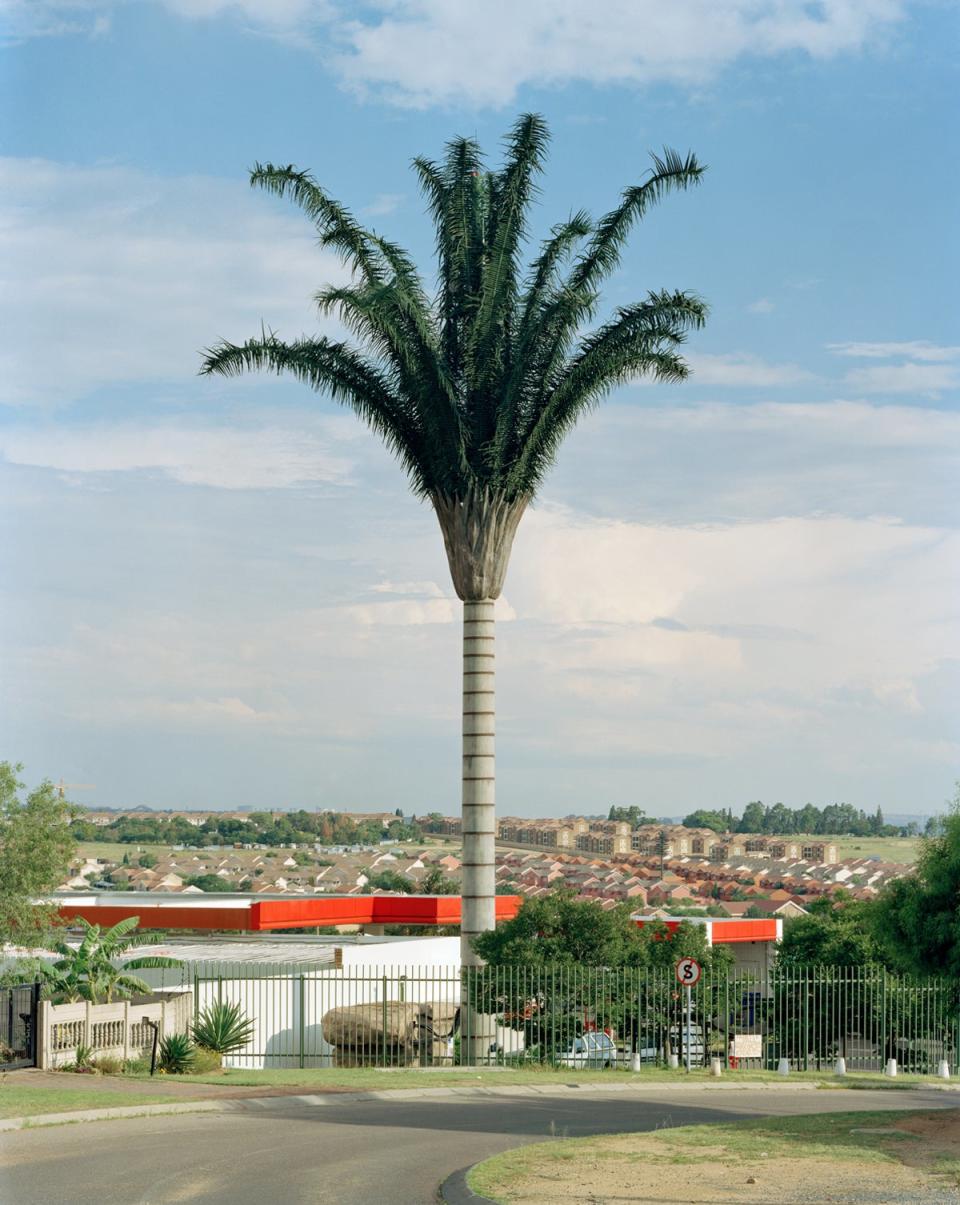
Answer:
322;1002;459;1051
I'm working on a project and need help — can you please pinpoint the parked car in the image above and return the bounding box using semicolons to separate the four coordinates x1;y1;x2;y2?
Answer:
558;1031;618;1068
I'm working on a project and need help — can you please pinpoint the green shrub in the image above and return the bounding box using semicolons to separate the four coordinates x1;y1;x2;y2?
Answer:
89;1054;125;1075
123;1055;151;1075
158;1032;195;1074
187;1046;223;1075
59;1045;95;1074
193;1000;255;1055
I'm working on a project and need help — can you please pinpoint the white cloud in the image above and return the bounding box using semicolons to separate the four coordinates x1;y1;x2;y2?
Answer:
370;580;447;597
684;352;814;388
362;193;404;218
629;399;960;447
4;1;907;107
843;362;959;395
0;157;348;406
747;298;775;314
0;423;354;489
825;341;960;395
345;598;458;627
828;341;960;362
329;0;906;107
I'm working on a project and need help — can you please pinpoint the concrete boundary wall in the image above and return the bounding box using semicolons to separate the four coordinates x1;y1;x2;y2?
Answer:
38;992;192;1069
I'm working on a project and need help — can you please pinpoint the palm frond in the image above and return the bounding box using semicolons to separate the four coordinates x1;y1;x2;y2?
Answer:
250;163;384;284
205;117;707;553
567;148;705;295
465;115;550;444
201;332;438;496
508;290;707;494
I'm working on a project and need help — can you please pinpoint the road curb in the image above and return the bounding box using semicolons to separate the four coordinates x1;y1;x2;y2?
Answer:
0;1099;231;1132
440;1165;498;1205
3;1078;955;1131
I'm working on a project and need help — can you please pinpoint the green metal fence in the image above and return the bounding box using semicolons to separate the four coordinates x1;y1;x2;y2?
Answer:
175;962;959;1072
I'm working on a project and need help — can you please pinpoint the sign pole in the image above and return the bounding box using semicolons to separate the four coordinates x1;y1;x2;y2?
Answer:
685;984;692;1073
675;958;701;1075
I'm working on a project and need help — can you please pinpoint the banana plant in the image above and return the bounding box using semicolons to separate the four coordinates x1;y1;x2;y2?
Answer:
49;916;182;1004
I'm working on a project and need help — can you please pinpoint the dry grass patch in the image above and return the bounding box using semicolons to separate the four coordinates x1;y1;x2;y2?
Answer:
469;1109;960;1204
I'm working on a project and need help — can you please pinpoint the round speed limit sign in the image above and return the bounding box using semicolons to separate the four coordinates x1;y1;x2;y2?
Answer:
675;957;702;986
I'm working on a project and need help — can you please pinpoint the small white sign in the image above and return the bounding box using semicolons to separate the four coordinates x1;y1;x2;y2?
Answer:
731;1034;763;1058
675;957;702;986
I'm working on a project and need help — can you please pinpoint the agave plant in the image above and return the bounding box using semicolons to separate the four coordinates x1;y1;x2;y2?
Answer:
158;1032;195;1075
192;1000;255;1055
202;114;706;962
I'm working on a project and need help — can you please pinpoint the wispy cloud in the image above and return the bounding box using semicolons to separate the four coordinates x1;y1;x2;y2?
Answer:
5;1;908;107
843;362;959;395
0;423;354;489
684;352;814;388
827;341;960;395
0;157;348;406
361;193;404;218
828;341;960;362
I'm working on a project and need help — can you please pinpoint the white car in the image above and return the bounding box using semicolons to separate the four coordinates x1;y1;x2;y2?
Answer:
558;1031;618;1068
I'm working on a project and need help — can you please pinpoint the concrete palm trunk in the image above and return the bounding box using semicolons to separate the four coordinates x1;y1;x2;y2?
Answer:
460;599;496;966
432;486;526;970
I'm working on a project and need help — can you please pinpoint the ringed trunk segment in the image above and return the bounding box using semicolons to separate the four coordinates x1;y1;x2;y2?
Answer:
460;598;496;967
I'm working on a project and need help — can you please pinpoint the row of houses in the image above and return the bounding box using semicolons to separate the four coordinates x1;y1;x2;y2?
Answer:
493;844;911;914
495;818;839;863
61;846;463;897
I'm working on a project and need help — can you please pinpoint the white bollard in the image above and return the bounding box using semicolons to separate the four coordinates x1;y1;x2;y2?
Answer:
937;1060;950;1080
630;1052;642;1073
668;1053;679;1069
884;1058;898;1077
834;1057;847;1076
710;1057;723;1077
778;1058;790;1076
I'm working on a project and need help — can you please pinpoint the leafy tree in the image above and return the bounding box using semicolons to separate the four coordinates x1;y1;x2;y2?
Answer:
682;809;727;832
608;805;654;826
366;869;415;894
421;866;459;895
470;892;730;1061
872;788;960;979
737;801;766;834
777;897;884;968
47;917;182;1004
201;115;706;962
137;852;158;869
0;762;77;945
472;890;728;973
185;874;236;893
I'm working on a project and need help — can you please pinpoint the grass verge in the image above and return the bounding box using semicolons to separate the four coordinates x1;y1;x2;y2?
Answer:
468;1109;960;1203
0;1084;187;1120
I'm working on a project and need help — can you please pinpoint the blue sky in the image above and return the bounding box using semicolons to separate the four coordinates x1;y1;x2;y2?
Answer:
1;1;957;816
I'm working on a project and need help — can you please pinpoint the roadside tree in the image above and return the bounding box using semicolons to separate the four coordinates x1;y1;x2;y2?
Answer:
0;761;77;946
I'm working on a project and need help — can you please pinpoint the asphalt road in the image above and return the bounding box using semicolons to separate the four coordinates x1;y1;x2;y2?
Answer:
1;1087;955;1205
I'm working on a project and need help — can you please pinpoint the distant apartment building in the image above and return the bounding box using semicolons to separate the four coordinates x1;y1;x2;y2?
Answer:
495;819;839;865
576;831;630;856
498;818;589;849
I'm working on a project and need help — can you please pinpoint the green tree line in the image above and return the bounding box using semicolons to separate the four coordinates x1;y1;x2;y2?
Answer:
70;809;423;848
681;801;923;838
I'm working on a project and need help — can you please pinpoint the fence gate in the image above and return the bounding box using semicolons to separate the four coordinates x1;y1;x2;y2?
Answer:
1;982;40;1070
